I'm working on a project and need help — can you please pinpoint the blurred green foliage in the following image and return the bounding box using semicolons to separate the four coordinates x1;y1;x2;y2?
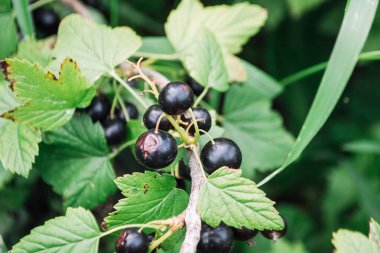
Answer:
1;0;380;252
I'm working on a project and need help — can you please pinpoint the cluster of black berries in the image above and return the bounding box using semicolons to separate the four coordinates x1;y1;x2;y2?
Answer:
115;217;287;253
84;94;138;146
134;81;241;176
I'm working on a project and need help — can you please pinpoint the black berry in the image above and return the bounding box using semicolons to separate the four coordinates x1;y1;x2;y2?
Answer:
200;138;242;174
261;216;288;241
117;102;139;121
103;118;126;146
143;105;172;131
233;227;258;241
197;223;234;253
158;82;194;115
178;160;191;180
135;130;178;169
181;107;211;135
186;76;205;96
115;228;149;253
147;233;157;253
85;95;111;122
176;178;186;190
33;8;60;36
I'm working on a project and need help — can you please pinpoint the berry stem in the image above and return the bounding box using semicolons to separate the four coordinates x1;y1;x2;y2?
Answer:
149;228;176;253
110;81;122;119
109;70;148;109
193;86;209;107
154;113;166;133
165;115;193;145
108;139;136;159
199;129;215;145
100;223;163;238
29;0;55;11
188;109;200;143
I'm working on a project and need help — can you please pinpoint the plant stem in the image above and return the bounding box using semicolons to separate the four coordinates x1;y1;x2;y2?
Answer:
165;116;193;145
108;139;136;159
134;51;179;61
149;228;176;253
188;109;200;143
110;81;122;118
109;70;148;109
180;147;206;253
29;0;55;11
100;223;162;238
193;86;209;107
60;0;93;20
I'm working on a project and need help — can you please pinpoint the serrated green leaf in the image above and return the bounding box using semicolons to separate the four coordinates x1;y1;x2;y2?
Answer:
0;119;41;177
140;37;176;55
184;29;228;92
332;229;379;253
36;115;116;209
202;3;267;54
223;85;293;171
370;219;380;246
52;14;142;83
12;207;100;253
105;171;188;229
4;58;96;130
198;168;283;230
0;74;20;115
16;38;53;67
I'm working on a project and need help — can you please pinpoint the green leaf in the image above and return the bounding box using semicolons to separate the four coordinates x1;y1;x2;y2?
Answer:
11;0;34;37
140;37;176;55
223;86;293;171
165;0;203;54
16;38;53;67
202;3;267;54
0;13;18;59
0;119;41;177
52;14;142;83
12;207;100;253
0;74;20;115
241;60;283;99
271;239;309;253
36;115;116;209
4;57;96;130
184;29;228;92
332;229;379;253
198;168;283;230
104;171;188;229
258;0;379;186
0;162;13;189
370;219;380;246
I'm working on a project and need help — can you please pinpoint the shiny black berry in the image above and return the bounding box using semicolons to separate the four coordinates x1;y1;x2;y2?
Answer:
143;105;172;131
181;107;211;135
200;138;242;174
85;95;111;122
33;8;60;36
115;228;149;253
186;76;205;96
261;216;288;241
147;233;157;253
233;227;258;241
197;223;234;253
117;102;139;121
103;118;126;146
135;130;178;169
158;82;194;115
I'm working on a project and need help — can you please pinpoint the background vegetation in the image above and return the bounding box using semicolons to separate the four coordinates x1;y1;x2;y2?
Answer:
1;0;380;252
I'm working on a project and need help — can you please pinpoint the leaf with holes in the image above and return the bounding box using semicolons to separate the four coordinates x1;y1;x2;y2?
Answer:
104;171;188;229
198;168;283;230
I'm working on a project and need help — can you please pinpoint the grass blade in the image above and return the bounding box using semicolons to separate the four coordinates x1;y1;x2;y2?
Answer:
12;0;35;37
258;0;378;187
